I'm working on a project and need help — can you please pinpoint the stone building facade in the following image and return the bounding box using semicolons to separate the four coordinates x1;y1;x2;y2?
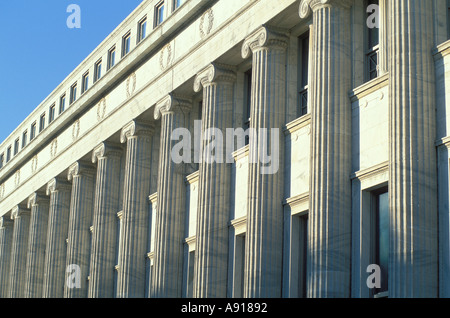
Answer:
0;0;449;298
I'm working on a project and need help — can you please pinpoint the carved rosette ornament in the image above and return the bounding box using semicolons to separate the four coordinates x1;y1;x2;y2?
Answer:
159;43;173;71
193;63;237;93
72;119;80;141
154;94;192;120
299;0;353;19
241;25;289;59
50;139;58;158
31;155;38;174
0;183;4;200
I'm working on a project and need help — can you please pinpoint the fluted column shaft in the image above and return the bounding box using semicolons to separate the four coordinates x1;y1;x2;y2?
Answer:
388;0;438;298
64;162;96;298
117;121;153;298
0;216;13;298
24;194;49;298
301;0;353;298
42;178;72;298
241;26;288;298
152;96;191;298
8;205;31;298
192;64;236;298
88;143;122;298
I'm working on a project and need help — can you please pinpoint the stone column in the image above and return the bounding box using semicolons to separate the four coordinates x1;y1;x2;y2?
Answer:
192;64;236;298
388;0;438;298
42;177;72;298
64;162;96;298
241;25;288;298
24;193;50;298
0;215;13;298
299;0;353;297
88;142;123;298
152;95;191;298
8;205;31;298
117;120;153;298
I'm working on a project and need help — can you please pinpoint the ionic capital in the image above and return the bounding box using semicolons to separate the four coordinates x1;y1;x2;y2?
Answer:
299;0;353;19
46;177;72;196
92;142;123;163
0;215;13;228
27;192;49;209
154;94;192;120
120;120;154;144
11;205;30;220
68;161;97;181
241;25;289;59
193;63;236;92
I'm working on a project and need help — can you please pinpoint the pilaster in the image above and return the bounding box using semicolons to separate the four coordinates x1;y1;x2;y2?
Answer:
0;215;13;298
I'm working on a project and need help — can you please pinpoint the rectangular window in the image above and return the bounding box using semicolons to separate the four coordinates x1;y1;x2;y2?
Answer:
173;0;183;11
187;250;195;298
298;32;309;117
14;139;19;156
122;32;131;57
138;17;147;43
374;191;389;296
366;0;379;81
108;47;116;70
82;72;89;94
244;69;252;145
155;1;165;27
59;95;66;114
233;234;246;298
0;153;4;169
6;146;11;163
22;130;28;148
291;214;308;298
94;59;102;82
30;122;36;140
49;104;56;123
39;113;46;132
70;83;77;104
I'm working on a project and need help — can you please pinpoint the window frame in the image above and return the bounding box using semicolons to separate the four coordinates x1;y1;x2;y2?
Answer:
0;153;4;169
173;0;183;11
365;0;380;82
138;17;147;43
108;46;116;70
154;1;165;28
30;122;37;140
49;104;56;124
70;83;78;104
82;72;89;94
94;59;102;83
14;138;19;156
122;32;131;57
59;95;66;114
6;146;11;163
22;130;28;149
39;113;46;133
298;32;310;118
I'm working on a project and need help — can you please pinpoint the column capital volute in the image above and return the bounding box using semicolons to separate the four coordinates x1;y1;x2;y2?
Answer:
68;161;97;181
193;63;237;92
0;215;13;228
241;25;289;59
11;204;30;220
154;94;192;120
27;192;49;208
120;120;154;144
92;142;123;163
46;177;72;196
299;0;352;19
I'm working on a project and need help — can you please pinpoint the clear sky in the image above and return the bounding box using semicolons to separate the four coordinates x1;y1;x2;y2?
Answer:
0;0;143;143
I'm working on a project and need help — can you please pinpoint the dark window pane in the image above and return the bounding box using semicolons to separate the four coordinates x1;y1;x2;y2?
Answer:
377;192;389;294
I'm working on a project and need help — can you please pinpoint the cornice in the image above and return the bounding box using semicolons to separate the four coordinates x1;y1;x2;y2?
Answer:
241;25;289;59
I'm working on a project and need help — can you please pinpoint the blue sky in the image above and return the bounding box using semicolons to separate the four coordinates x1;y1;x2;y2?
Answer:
0;0;143;143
